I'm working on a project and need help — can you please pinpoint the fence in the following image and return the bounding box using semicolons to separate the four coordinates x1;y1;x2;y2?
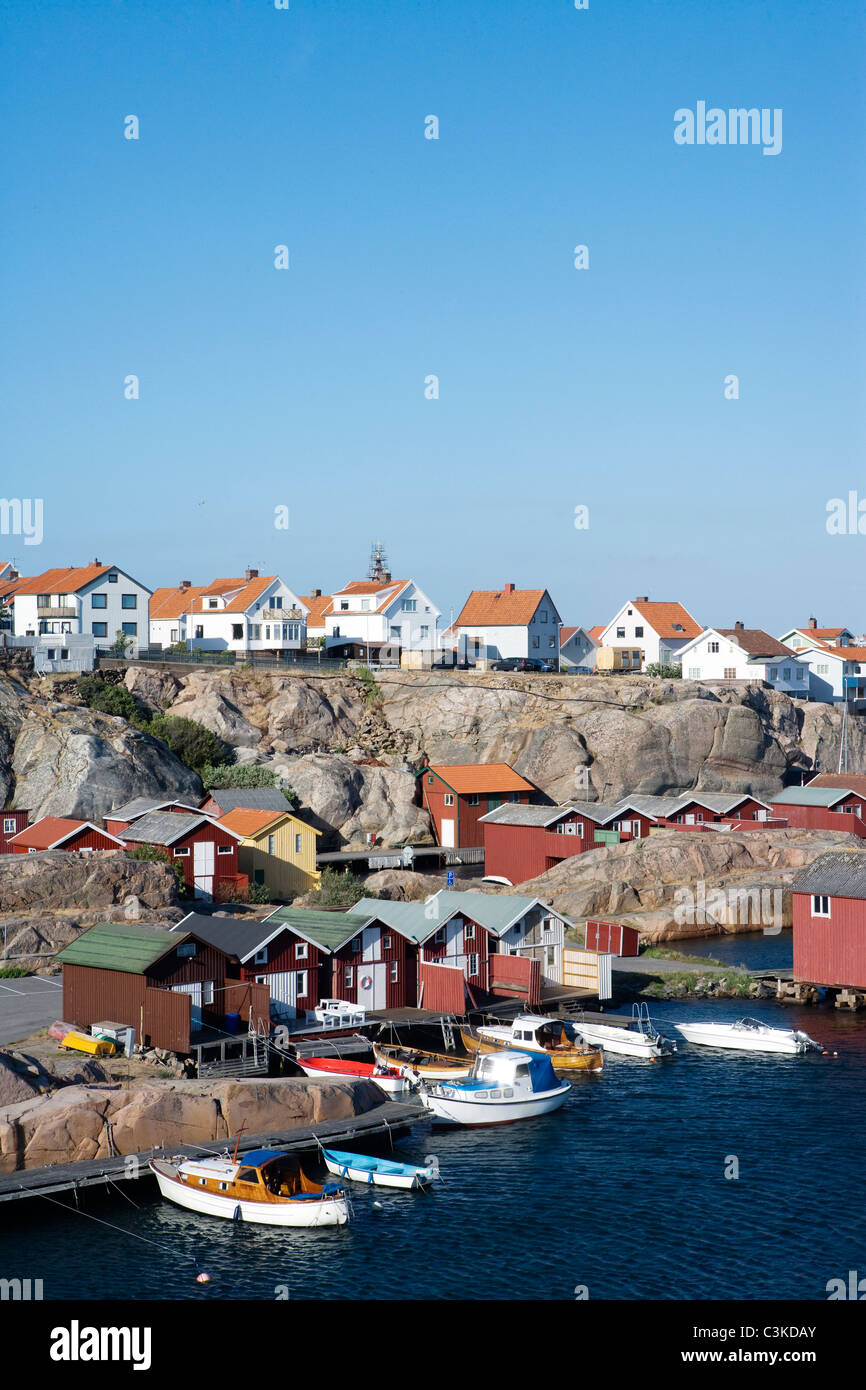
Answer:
488;954;541;1005
562;948;613;1000
96;647;356;674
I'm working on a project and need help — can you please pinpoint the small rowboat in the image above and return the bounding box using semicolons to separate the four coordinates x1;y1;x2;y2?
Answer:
49;1021;74;1044
150;1148;349;1227
321;1148;438;1190
296;1055;407;1096
372;1042;472;1081
61;1030;117;1057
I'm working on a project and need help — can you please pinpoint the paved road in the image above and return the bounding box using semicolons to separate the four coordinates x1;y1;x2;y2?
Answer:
0;975;63;1045
613;955;732;976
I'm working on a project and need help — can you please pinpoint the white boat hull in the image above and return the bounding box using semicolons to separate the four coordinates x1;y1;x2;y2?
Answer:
322;1156;432;1189
421;1082;571;1126
369;1073;409;1097
150;1166;349;1227
573;1023;673;1058
675;1023;814;1055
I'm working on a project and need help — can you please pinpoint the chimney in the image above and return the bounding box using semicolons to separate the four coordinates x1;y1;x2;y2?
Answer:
809;617;818;629
382;570;391;583
734;620;744;630
245;567;259;581
635;596;648;603
179;580;191;591
503;583;515;594
8;567;18;581
311;588;321;598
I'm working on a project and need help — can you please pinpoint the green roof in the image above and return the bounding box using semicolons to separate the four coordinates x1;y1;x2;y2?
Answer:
56;922;188;975
354;890;544;941
263;907;372;953
353;897;445;943
772;787;851;808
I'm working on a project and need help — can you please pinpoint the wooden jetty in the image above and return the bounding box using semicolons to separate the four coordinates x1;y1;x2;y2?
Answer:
0;1098;423;1206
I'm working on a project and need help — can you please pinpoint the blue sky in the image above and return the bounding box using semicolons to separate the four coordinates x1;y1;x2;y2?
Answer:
2;0;865;632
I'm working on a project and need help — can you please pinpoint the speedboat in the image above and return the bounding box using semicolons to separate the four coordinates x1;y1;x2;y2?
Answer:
149;1148;349;1227
461;1014;603;1073
295;1055;408;1096
674;1017;820;1055
372;1042;472;1081
321;1148;438;1190
419;1049;571;1126
573;1004;677;1059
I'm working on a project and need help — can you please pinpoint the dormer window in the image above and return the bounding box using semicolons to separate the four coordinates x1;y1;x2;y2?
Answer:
209;599;218;609
672;624;683;632
340;601;349;611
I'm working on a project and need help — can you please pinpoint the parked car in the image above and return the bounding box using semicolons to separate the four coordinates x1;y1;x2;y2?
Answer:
431;656;476;669
565;665;594;675
490;657;546;672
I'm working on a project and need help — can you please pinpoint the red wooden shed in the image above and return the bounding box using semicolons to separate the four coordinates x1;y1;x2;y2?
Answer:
585;919;640;957
792;851;866;990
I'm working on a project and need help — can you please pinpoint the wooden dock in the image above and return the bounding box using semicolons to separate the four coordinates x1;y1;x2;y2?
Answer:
0;1098;423;1206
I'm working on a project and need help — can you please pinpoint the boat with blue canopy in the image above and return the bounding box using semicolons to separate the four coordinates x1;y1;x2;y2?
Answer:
419;1049;571;1126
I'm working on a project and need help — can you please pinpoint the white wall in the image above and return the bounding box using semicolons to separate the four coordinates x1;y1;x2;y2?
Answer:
16;568;151;655
679;631;810;694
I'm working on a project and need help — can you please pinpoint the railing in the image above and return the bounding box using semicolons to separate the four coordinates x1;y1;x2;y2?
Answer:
36;605;76;617
96;646;355;672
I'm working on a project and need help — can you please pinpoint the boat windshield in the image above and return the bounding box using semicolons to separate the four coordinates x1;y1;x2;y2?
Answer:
735;1018;765;1031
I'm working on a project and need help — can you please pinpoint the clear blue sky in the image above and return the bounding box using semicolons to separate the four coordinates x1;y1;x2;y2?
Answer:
2;0;865;633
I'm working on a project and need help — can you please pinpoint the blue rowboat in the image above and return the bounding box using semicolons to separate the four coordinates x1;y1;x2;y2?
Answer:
321;1148;438;1190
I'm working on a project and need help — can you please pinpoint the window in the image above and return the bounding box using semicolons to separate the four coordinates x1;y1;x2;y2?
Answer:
294;833;302;853
174;847;191;857
267;834;275;855
46;648;56;660
576;822;584;837
672;623;683;632
121;594;137;609
390;626;402;641
616;627;625;639
61;648;69;660
811;895;830;917
549;636;555;647
202;981;214;1005
634;626;644;637
344;966;353;988
427;775;434;785
195;626;204;639
91;594;107;608
402;599;417;612
688;667;700;678
254;947;268;964
340;600;349;611
3;817;16;833
465;922;475;940
723;668;736;679
444;794;454;806
255;974;266;984
122;622;137;636
782;668;791;681
420;625;429;639
296;971;308;996
296;943;308;961
797;668;805;680
217;845;232;855
232;624;243;640
390;962;399;983
563;823;576;836
433;928;445;944
352;937;361;952
250;624;261;639
332;626;340;637
540;611;548;623
467;954;478;977
361;598;370;610
264;626;270;640
208;598;218;609
466;793;480;806
273;596;283;609
108;573;118;583
532;636;540;648
708;641;719;653
92;622;108;637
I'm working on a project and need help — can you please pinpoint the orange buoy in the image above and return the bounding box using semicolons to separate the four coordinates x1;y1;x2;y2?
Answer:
196;1272;211;1284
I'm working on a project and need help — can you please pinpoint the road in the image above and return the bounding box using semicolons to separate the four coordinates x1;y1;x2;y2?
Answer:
0;975;64;1045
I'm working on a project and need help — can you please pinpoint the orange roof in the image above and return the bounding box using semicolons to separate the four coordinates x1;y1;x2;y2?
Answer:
299;593;334;627
191;576;279;614
629;600;702;640
12;565;112;595
454;588;547;628
799;639;866;662
10;817;119;849
150;585;209;620
426;763;536;794
793;626;848;640
330;580;410;614
588;625;605;642
0;574;33;600
218;807;291;837
809;773;866;793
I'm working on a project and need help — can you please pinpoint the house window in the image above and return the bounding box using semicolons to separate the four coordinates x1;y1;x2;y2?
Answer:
174;847;191;857
296;943;308;960
3;817;16;833
563;823;576;836
217;845;232;855
390;962;399;983
723;668;736;679
708;641;719;653
121;594;137;609
576;822;584;837
532;636;540;648
254;947;268;964
616;627;625;639
265;626;270;640
108;573;118;583
361;599;370;610
122;622;137;636
294;833;302;853
688;667;700;678
540;611;547;623
91;594;107;608
352;937;361;952
340;601;349;611
466;794;479;806
672;624;683;632
427;775;434;785
811;895;830;917
46;648;56;659
267;834;275;854
402;600;417;612
782;668;791;681
796;668;805;680
420;625;429;639
296;971;308;996
202;981;214;1005
60;648;69;659
433;928;445;944
255;975;266;985
443;794;454;806
273;596;283;608
232;624;243;640
250;625;261;639
195;626;204;639
467;954;478;977
382;935;392;950
344;966;353;988
208;598;218;609
634;626;644;637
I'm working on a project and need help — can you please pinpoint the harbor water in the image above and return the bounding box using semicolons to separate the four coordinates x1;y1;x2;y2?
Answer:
3;933;865;1301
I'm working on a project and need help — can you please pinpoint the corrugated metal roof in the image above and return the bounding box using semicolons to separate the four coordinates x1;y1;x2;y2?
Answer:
771;787;850;808
352;897;447;942
263;906;372;951
792;851;866;898
431;890;540;936
121;812;211;845
207;788;295;813
56;922;188;975
565;799;631;823
108;796;202;822
808;773;866;793
171;912;272;960
616;795;689;817
477;804;569;828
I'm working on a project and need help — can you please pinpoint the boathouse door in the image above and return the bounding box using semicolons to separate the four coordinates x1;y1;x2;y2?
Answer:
441;818;455;847
194;841;215;899
267;971;299;1020
357;962;387;1010
172;982;203;1026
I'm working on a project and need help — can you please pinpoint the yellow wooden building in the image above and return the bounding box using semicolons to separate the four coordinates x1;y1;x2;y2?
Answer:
218;808;321;899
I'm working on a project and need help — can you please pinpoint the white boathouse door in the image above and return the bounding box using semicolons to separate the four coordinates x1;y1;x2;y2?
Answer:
172;983;203;1025
441;818;456;847
267;970;299;1021
193;841;215;899
357;962;387;1010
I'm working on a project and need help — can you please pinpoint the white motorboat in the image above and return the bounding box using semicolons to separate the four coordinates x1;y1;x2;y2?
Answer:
419;1049;571;1126
573;1003;677;1059
674;1017;820;1055
149;1148;349;1227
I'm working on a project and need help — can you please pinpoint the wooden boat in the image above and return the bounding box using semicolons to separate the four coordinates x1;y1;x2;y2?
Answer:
49;1020;74;1044
149;1147;350;1227
296;1055;408;1096
460;1016;603;1074
420;1050;571;1126
372;1041;472;1081
60;1030;117;1057
321;1147;438;1190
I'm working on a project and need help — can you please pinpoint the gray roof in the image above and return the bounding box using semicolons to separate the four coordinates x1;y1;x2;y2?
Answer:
171;912;273;960
478;804;571;828
616;795;689;817
792;851;866;898
688;793;768;814
121;811;213;845
352;892;548;942
109;795;202;821
565;800;632;824
207;788;294;813
771;787;850;808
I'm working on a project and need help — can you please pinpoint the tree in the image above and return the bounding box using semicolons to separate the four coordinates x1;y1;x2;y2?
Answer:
76;675;142;720
109;629;135;657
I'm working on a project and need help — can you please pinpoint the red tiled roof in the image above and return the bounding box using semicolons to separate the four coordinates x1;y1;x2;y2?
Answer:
9;817;120;849
218;807;290;837
716;629;794;658
454;588;547;628
299;594;334;627
630;600;702;640
588;625;605;642
426;762;536;794
191;576;278;614
808;773;866;793
330;580;410;614
797;638;866;662
150;585;209;620
793;627;848;641
12;565;112;595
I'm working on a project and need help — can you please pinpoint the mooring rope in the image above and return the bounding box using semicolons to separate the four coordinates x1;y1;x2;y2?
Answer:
37;1193;203;1265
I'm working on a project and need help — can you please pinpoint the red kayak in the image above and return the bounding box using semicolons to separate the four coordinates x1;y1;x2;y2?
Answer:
296;1056;407;1096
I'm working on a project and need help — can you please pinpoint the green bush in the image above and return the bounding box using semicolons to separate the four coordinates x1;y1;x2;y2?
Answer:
126;843;188;894
200;763;293;798
355;666;382;708
0;966;28;979
645;663;682;679
146;715;230;773
76;676;142;721
246;880;273;904
316;867;375;907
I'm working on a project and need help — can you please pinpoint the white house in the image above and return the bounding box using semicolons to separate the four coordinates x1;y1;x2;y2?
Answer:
297;589;332;642
453;585;562;662
12;563;152;655
780;640;866;703
598;597;702;669
559;625;599;670
677;624;810;694
780;620;856;653
324;577;441;656
149;571;307;655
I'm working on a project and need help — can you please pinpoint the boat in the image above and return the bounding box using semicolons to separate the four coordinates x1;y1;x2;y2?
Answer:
149;1147;350;1227
419;1049;571;1126
296;1055;408;1096
60;1030;117;1057
572;1004;677;1059
674;1017;820;1055
372;1042;473;1081
461;1014;603;1073
321;1147;438;1190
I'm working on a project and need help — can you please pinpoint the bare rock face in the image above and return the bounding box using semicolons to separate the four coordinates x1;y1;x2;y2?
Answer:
0;1075;385;1172
123;666;182;711
272;752;432;848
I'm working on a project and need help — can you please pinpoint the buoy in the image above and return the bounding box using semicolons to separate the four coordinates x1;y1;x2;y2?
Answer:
372;1200;384;1212
196;1272;211;1284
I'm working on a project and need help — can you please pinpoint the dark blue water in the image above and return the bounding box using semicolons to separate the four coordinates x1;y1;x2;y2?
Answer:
4;934;865;1300
676;928;795;971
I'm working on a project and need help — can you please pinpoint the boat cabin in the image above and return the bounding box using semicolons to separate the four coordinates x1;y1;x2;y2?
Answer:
178;1149;318;1200
471;1049;559;1093
506;1015;576;1050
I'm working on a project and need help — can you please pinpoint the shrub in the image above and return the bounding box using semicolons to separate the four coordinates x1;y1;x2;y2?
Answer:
645;663;682;679
146;715;230;773
76;676;142;721
126;844;188;894
200;763;294;799
355;666;382;708
316;867;374;907
0;966;28;978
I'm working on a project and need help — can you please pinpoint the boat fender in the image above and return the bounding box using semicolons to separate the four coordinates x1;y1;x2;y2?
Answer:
233;1204;242;1221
